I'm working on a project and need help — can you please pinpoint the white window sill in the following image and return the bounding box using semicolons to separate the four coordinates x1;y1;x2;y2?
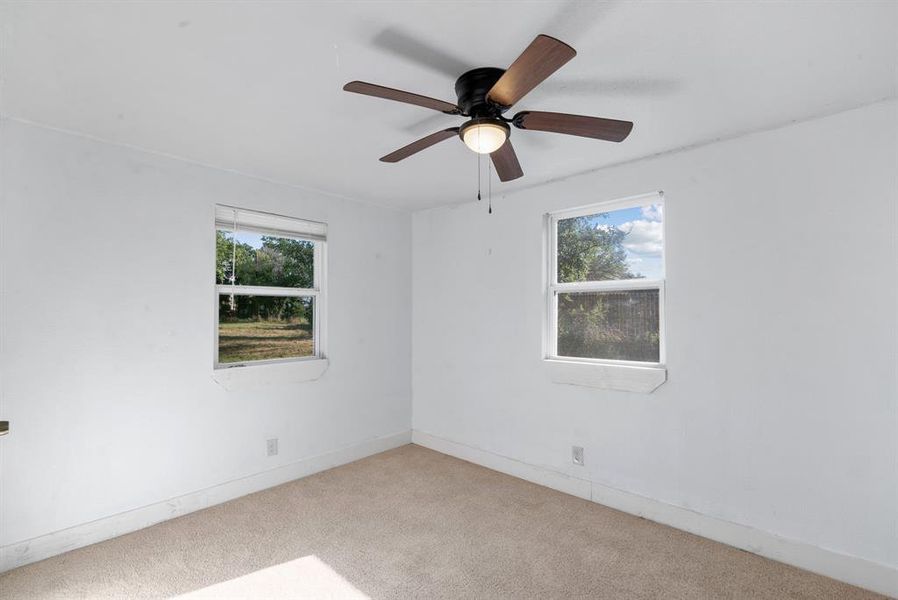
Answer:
212;358;329;391
546;359;666;393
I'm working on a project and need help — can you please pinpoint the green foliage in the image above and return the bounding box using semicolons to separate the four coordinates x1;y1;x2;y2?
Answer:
216;231;313;288
218;295;313;327
556;215;659;361
216;231;315;325
557;290;659;361
557;216;639;283
255;236;314;288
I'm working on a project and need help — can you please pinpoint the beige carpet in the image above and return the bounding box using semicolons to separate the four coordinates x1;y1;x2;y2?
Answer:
0;445;885;599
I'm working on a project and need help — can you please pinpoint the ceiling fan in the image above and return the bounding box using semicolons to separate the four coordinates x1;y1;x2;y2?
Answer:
343;34;633;182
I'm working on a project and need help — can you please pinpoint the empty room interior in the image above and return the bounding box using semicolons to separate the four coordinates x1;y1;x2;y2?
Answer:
0;1;897;599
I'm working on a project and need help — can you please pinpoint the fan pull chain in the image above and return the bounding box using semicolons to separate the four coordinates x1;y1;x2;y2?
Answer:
488;158;493;215
477;152;481;201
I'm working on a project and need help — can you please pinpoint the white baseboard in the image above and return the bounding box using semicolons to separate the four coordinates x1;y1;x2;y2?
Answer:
412;430;898;599
0;430;412;574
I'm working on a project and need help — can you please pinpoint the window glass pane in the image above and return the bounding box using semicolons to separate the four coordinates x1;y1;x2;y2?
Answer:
557;289;660;362
216;229;314;288
557;202;663;283
218;295;314;364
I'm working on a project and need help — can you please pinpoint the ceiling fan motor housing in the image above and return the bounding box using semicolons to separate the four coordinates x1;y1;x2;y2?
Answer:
454;67;508;117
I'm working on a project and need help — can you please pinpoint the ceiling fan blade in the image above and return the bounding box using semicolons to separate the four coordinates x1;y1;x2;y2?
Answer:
513;111;633;142
490;139;524;182
343;81;460;114
380;128;460;163
487;35;576;108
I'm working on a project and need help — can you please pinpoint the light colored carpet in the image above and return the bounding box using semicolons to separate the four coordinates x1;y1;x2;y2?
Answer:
0;444;885;599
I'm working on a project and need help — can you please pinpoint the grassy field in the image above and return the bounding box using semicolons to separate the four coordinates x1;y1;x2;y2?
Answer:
218;319;313;364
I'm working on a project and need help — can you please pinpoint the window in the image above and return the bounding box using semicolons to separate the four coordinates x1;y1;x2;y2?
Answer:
214;206;326;368
547;192;664;366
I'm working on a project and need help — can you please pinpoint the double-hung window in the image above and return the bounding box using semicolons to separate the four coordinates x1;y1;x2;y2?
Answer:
547;192;664;366
214;206;326;368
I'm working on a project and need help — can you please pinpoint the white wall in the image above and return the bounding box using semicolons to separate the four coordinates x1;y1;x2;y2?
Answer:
0;119;411;547
412;101;898;572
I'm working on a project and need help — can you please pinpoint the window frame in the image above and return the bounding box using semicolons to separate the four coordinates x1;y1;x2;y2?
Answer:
213;206;327;370
545;192;665;368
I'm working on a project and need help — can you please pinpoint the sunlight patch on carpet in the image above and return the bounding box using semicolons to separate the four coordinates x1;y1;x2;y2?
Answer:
171;555;369;599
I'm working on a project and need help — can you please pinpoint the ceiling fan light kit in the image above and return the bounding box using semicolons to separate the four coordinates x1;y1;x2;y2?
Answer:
460;118;509;154
343;34;634;182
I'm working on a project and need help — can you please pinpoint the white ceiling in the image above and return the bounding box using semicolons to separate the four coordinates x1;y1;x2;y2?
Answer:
2;1;896;210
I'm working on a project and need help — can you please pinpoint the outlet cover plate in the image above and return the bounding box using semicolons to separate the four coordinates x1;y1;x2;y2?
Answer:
572;445;584;466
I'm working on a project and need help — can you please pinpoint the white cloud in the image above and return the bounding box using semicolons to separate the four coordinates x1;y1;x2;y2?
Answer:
618;219;663;256
640;204;663;222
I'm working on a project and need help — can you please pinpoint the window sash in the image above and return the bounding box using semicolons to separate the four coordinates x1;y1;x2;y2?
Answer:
217;212;324;289
214;291;322;368
215;284;318;297
546;283;665;367
550;278;664;294
216;293;319;366
547;191;664;288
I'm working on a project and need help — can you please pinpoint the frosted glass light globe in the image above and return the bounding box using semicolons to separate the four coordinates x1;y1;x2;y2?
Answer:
462;122;508;154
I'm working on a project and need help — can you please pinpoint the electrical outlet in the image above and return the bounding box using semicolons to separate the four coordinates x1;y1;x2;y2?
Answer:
572;445;584;466
266;438;278;457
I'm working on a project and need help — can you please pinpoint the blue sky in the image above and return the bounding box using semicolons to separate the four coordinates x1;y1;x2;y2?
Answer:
575;203;664;280
231;231;266;249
